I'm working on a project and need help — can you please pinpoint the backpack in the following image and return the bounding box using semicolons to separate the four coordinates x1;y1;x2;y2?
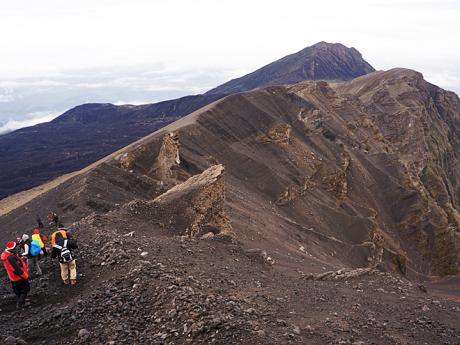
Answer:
30;240;41;257
51;230;67;247
60;248;73;263
32;233;45;248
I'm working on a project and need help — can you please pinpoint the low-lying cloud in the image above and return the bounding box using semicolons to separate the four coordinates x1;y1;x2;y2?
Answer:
0;111;61;135
0;63;235;134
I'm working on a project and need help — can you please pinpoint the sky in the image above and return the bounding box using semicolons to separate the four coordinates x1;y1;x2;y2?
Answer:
0;0;459;133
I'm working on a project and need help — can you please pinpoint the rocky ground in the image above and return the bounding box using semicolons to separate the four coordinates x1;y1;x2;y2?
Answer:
1;217;459;344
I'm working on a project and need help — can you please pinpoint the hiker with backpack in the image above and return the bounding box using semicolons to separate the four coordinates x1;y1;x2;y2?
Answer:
20;234;43;277
47;211;59;228
32;228;48;257
1;241;30;308
51;227;78;285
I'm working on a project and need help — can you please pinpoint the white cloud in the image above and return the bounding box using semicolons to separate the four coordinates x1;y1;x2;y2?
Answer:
112;100;149;106
0;80;68;88
0;88;16;103
0;63;232;132
0;0;458;83
424;71;460;94
0;111;61;135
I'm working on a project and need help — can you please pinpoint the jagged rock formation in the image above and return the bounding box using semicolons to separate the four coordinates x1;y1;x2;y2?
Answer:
152;164;233;238
115;164;233;239
152;132;181;181
117;132;182;184
305;267;375;281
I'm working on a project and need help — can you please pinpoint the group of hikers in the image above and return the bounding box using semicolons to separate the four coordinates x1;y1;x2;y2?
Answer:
1;212;78;308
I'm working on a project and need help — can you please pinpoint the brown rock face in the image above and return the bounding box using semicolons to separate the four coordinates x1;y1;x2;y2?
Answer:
116;132;183;185
337;68;460;275
153;164;233;238
152;132;181;181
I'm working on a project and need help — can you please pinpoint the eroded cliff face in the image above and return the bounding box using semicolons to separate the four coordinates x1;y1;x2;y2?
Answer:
116;131;185;185
337;69;460;275
107;132;234;238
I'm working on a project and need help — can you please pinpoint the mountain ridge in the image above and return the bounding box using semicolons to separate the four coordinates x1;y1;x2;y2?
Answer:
0;42;375;199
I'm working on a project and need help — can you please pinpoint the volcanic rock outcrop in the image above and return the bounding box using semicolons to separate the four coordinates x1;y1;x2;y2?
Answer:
152;164;233;238
116;163;233;238
117;131;182;184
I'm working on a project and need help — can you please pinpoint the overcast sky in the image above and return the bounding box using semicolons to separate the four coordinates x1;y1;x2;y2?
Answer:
1;0;459;133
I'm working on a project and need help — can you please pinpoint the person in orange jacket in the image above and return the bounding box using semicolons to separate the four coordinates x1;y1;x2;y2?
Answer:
1;241;30;308
51;228;78;285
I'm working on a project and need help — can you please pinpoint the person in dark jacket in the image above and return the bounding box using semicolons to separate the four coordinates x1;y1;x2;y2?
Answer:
1;241;30;308
51;228;78;285
36;215;44;229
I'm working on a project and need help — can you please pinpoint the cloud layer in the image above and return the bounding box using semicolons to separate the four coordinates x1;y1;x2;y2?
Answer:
0;64;235;133
0;111;61;135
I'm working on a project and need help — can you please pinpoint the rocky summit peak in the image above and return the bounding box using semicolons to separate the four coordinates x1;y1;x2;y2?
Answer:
311;41;347;50
206;41;375;95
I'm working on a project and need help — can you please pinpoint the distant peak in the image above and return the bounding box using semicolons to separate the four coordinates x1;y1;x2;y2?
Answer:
308;41;359;55
312;41;343;47
206;41;375;95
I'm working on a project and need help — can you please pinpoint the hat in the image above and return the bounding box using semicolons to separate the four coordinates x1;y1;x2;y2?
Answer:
33;229;40;234
6;241;16;250
22;234;29;241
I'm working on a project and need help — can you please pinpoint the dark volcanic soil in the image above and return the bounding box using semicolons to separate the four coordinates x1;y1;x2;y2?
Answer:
1;218;459;345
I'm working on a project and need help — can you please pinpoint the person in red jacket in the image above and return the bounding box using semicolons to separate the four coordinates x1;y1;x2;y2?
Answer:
1;241;30;308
